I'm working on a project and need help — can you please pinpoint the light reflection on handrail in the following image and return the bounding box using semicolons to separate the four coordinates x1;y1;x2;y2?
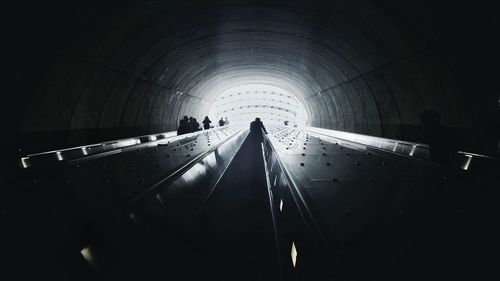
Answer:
262;129;326;244
20;126;232;168
305;126;498;170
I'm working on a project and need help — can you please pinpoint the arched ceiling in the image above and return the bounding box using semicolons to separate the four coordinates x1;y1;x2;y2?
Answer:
5;0;499;153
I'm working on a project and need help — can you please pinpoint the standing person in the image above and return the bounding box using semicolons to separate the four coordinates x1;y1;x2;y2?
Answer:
177;116;189;135
188;117;195;133
218;117;225;127
192;118;201;131
249;117;268;143
202;116;212;130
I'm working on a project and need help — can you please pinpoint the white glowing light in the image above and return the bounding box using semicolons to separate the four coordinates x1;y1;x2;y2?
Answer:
291;242;298;267
21;157;30;168
81;147;89;155
181;163;207;183
462;154;473;170
80;247;95;267
118;139;140;147
209;84;306;129
280;199;283;212
409;145;416;156
56;151;63;161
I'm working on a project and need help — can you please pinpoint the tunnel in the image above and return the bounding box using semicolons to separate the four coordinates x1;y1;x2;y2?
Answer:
2;0;500;280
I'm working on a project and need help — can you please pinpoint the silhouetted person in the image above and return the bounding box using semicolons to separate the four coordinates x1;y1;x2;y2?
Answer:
202;116;212;130
218;118;225;126
420;110;458;166
177;116;189;135
250;117;268;143
187;117;195;133
191;118;201;132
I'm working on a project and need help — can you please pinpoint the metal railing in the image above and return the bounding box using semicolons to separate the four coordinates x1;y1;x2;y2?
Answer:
19;126;232;168
306;126;498;171
261;129;329;276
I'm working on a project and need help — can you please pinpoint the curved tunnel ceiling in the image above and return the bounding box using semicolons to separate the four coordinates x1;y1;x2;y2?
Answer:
7;0;499;153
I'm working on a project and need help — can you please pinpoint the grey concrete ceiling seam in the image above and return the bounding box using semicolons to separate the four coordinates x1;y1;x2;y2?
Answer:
319;89;345;130
67;68;120;131
348;76;382;135
54;3;406;132
29;0;434;136
305;73;383;133
178;60;323;93
362;68;404;135
46;57;178;134
168;53;341;97
181;64;324;101
139;33;360;88
136;84;166;128
110;71;207;130
98;75;144;129
152;89;194;130
109;26;394;128
123;31;379;97
309;49;431;130
336;83;369;133
92;3;392;84
118;80;153;128
152;47;340;91
185;70;320;122
184;69;319;121
107;3;385;70
333;86;358;131
195;76;311;102
188;74;316;121
81;52;364;134
361;72;403;137
379;63;425;125
123;20;375;81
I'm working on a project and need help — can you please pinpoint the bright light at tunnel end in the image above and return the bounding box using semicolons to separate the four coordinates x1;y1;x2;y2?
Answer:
208;84;307;129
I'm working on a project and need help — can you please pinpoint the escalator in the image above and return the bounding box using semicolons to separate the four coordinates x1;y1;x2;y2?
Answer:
183;132;280;280
85;129;287;281
8;125;497;281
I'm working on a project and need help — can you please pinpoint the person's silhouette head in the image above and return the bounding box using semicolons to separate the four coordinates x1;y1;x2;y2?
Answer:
255;118;261;122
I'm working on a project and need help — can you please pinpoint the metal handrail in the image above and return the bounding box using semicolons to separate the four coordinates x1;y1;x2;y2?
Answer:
305;126;499;170
19;126;232;168
262;130;326;245
126;128;245;210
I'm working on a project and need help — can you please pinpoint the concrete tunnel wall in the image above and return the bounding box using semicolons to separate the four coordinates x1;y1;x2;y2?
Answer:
5;0;500;154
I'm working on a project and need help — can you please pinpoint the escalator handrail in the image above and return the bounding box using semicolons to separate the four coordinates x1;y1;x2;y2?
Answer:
126;128;246;210
262;130;326;246
19;126;233;168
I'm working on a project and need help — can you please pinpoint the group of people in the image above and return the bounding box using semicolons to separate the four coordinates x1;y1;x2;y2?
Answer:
177;116;203;135
218;117;229;126
177;116;230;135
